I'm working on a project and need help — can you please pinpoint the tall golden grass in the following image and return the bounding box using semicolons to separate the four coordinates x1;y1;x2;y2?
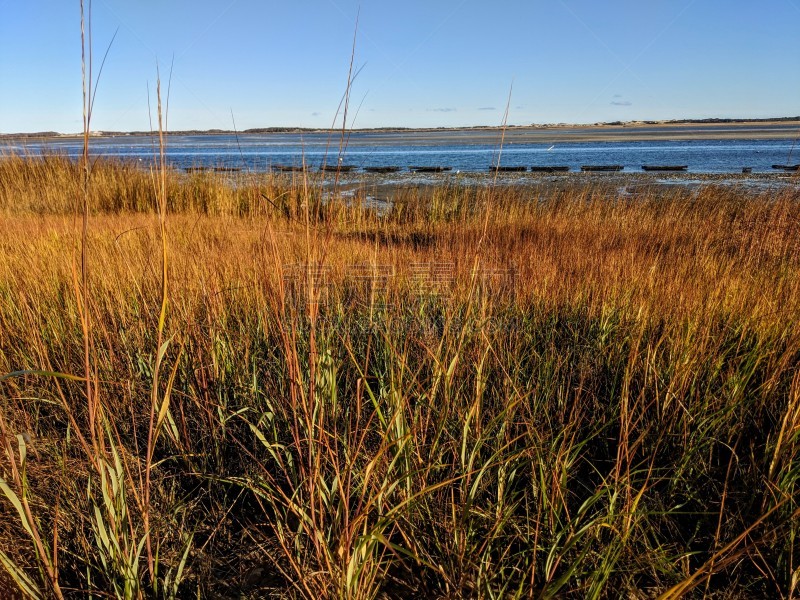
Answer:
0;153;798;597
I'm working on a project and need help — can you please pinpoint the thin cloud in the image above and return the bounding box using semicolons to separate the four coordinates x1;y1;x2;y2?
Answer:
611;100;632;106
478;107;496;111
311;112;322;117
428;107;457;112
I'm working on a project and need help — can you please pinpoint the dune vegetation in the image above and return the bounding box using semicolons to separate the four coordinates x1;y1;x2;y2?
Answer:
0;152;798;598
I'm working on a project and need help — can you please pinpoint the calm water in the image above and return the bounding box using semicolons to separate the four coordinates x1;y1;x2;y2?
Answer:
3;131;799;174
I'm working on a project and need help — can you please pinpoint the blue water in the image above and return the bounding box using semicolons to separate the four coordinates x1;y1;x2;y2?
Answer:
2;132;799;174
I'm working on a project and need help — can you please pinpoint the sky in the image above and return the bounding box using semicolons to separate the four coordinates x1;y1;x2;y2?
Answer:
1;0;798;133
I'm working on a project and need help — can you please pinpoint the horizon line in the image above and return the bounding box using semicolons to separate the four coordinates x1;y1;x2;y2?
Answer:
2;116;800;138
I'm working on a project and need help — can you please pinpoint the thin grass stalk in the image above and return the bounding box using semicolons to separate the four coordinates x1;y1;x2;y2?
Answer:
333;10;359;193
143;66;172;586
79;0;99;456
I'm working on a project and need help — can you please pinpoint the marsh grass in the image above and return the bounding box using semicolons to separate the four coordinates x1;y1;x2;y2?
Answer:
0;152;798;597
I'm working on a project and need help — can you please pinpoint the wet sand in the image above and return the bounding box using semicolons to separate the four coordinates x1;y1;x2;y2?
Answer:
272;171;800;211
288;170;800;188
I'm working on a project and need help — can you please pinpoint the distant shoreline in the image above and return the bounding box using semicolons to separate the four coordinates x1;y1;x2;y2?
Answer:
2;117;800;143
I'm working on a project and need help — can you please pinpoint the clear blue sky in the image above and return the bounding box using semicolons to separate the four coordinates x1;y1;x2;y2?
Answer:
1;0;798;133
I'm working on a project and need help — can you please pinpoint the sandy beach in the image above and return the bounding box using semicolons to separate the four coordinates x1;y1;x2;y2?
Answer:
344;120;800;145
3;119;799;144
